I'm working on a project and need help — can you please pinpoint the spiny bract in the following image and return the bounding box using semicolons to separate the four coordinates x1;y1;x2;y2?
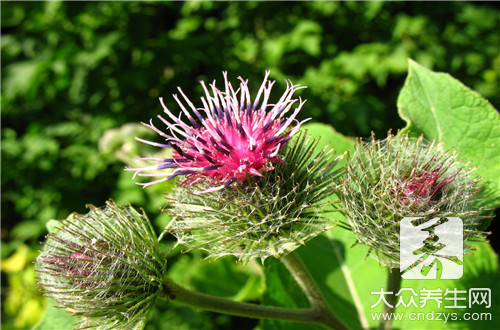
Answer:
339;132;491;269
35;201;165;330
166;131;343;265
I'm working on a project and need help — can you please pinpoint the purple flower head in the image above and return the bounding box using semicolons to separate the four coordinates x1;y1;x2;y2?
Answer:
127;71;309;193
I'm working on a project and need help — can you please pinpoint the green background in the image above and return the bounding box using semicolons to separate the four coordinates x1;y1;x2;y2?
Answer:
2;1;499;329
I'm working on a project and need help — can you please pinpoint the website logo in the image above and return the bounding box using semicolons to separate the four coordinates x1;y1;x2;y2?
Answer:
400;217;463;279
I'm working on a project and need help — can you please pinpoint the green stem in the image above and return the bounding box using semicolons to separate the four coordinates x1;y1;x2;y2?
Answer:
378;268;402;330
280;251;349;330
161;276;325;325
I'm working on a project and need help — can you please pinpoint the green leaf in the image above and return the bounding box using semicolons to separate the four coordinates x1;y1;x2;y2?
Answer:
167;249;263;302
33;298;76;330
301;122;355;166
397;60;500;204
260;221;386;330
260;257;320;330
300;231;384;330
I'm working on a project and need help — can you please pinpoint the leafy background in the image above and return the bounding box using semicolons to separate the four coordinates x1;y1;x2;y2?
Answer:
1;1;499;329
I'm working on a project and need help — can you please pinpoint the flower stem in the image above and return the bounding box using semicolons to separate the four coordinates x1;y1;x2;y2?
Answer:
280;251;349;330
161;276;325;325
378;268;402;330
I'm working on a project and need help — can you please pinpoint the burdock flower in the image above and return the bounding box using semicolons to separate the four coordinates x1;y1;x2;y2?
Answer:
35;200;165;329
166;131;343;265
127;71;308;193
339;132;490;268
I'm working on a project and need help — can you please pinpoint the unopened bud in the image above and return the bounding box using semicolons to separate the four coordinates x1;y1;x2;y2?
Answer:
35;200;166;329
339;133;490;268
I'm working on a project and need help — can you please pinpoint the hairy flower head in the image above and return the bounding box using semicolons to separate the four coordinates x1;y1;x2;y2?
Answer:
127;71;308;193
166;131;342;265
35;201;165;329
339;132;491;268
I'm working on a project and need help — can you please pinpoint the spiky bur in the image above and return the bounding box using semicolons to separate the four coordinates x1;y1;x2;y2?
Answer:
35;201;166;329
339;132;491;268
126;71;309;193
166;131;343;265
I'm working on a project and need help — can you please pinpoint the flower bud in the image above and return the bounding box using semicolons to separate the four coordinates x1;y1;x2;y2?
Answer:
339;132;490;268
35;200;166;329
167;131;343;265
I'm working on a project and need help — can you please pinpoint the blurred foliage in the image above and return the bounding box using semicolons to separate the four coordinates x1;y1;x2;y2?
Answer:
1;1;499;329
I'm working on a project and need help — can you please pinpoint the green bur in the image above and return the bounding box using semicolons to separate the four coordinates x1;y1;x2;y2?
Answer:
167;131;344;265
35;201;166;329
338;132;491;269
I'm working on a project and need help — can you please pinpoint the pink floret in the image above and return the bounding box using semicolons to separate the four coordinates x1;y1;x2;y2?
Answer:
127;71;309;193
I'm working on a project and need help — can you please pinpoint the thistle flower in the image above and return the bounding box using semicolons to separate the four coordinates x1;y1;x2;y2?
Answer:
338;132;490;268
166;131;343;265
35;201;165;329
127;71;309;193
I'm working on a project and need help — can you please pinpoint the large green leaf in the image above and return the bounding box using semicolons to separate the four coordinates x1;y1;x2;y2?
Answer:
397;60;500;204
261;231;382;330
302;123;355;166
167;249;263;302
